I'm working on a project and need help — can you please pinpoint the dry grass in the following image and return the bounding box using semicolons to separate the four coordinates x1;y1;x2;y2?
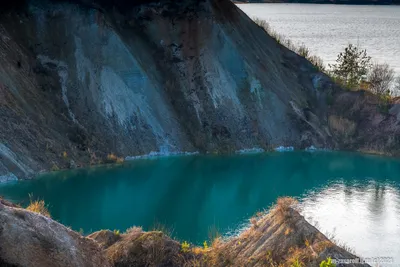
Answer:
125;226;142;235
253;17;325;71
328;115;357;138
26;199;51;218
275;197;298;222
106;153;124;164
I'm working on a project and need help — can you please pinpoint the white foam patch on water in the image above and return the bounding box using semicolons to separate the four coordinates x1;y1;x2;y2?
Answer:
235;148;265;154
125;151;199;161
0;173;18;183
305;146;330;152
274;146;294;152
37;55;77;123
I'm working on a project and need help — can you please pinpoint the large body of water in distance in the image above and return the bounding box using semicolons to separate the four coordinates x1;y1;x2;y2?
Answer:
237;4;400;76
1;151;400;264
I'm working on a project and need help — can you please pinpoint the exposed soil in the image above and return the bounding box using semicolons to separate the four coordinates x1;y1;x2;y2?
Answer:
0;197;370;267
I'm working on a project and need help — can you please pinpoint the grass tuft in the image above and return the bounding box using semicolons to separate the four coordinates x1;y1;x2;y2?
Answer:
26;195;51;217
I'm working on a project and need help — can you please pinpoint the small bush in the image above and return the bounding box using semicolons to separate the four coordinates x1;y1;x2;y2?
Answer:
329;44;372;90
308;55;326;72
368;63;395;95
320;257;336;267
107;153;124;164
275;197;298;222
51;164;59;172
203;241;209;250
26;197;51;218
291;258;304;267
113;229;120;236
181;241;190;253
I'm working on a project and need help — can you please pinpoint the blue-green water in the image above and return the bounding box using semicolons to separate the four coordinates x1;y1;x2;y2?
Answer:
1;151;400;263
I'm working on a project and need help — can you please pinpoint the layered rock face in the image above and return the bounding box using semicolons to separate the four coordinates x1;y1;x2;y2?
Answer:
0;0;334;179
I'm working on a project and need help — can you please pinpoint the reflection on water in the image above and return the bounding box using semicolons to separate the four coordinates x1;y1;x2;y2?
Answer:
301;181;400;263
0;151;400;262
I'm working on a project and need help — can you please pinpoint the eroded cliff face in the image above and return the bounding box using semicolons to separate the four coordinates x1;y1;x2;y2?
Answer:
0;0;341;179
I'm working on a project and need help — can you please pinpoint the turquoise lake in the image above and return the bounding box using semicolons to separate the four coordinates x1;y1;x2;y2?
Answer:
1;151;400;263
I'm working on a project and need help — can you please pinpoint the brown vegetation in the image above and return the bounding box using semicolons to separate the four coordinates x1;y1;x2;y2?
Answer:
0;196;370;267
26;199;51;218
253;17;325;71
106;153;125;164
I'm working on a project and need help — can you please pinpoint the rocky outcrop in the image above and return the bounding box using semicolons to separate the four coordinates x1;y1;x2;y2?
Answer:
0;200;111;267
0;197;369;267
0;0;335;179
329;91;400;155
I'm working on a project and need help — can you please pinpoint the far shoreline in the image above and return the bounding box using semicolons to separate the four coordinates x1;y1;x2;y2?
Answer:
233;1;399;5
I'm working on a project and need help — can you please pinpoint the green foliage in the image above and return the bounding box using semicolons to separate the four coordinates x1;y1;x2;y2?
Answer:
378;92;392;114
291;258;304;267
51;164;59;172
329;44;372;89
320;257;336;267
181;241;190;253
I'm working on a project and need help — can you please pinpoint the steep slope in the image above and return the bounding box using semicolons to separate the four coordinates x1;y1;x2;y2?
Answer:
0;199;111;267
0;0;334;179
0;197;369;267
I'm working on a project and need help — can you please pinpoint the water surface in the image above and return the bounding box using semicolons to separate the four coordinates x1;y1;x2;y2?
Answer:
237;4;400;76
1;151;400;263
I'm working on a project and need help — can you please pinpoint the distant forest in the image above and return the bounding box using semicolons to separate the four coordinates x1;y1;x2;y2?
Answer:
240;0;399;4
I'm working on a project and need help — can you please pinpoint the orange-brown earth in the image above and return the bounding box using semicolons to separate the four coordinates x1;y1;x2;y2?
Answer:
0;197;369;267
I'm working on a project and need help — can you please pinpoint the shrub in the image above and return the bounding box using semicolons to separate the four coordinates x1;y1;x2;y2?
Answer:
51;164;59;172
107;153;124;164
308;55;325;72
181;241;190;253
26;197;51;218
329;44;372;89
291;258;304;267
368;63;395;95
320;257;336;267
113;229;120;236
203;241;209;250
275;197;298;222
